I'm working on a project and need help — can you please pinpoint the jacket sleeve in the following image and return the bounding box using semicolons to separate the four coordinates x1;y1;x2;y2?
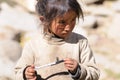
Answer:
78;39;100;80
14;41;35;80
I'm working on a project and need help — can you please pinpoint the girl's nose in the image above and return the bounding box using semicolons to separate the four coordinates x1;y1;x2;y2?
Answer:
64;25;71;31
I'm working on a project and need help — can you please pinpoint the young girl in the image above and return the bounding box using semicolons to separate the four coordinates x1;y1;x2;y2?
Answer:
14;0;100;80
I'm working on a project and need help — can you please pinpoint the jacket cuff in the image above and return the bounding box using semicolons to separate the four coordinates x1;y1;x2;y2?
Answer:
69;65;81;79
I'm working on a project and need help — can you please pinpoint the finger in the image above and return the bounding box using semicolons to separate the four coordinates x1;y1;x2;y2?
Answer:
26;75;35;79
28;77;37;80
30;64;35;68
25;67;36;79
64;59;74;65
26;71;36;79
65;65;73;69
26;65;36;73
65;59;78;66
64;58;78;71
65;65;74;71
64;62;74;69
26;71;36;76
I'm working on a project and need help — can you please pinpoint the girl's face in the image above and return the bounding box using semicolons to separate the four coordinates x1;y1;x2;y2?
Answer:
50;10;77;39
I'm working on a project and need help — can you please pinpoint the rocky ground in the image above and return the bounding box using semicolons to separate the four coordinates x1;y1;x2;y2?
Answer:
0;0;120;80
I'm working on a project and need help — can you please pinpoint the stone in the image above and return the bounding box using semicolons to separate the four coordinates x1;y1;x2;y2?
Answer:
0;3;37;32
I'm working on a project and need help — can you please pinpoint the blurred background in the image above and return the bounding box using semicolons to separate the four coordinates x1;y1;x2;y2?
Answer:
0;0;120;80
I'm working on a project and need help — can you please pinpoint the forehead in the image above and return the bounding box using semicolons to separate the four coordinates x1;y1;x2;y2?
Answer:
56;10;77;20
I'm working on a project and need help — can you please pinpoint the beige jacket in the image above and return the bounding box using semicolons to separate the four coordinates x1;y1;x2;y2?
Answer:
14;32;100;80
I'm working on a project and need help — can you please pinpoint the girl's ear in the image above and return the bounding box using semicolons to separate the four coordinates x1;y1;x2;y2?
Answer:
39;16;44;22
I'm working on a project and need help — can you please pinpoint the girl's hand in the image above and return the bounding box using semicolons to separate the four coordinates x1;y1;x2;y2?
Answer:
25;65;37;80
64;58;78;73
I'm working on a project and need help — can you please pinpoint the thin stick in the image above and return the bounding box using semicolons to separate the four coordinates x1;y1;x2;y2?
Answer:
35;60;64;70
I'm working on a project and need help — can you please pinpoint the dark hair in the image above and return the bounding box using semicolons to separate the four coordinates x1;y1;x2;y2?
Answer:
36;0;83;33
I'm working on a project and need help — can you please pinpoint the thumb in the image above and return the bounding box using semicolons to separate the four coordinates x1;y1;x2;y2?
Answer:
30;64;35;68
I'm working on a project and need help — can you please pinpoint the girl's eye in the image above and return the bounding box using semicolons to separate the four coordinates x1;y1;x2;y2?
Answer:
72;18;76;22
58;20;66;25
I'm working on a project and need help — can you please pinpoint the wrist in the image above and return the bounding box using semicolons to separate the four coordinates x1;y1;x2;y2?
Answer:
69;65;81;79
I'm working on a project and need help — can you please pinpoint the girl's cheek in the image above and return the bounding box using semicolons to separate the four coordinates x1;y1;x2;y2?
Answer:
56;28;64;32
